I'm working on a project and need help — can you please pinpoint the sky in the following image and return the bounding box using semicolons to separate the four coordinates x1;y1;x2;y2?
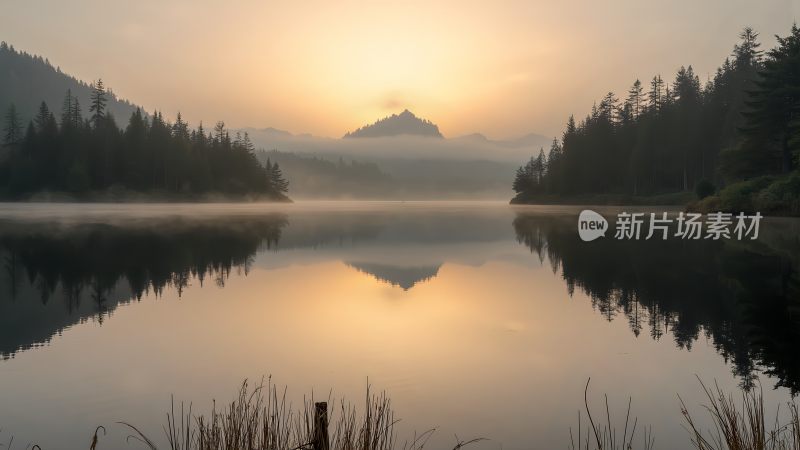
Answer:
1;0;798;139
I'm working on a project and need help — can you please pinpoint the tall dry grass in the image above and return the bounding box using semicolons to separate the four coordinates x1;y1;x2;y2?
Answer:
569;378;655;450
680;377;800;450
9;377;800;449
119;378;479;450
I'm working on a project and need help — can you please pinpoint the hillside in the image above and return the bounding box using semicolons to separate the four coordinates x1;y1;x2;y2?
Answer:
256;150;393;198
0;41;140;123
0;42;287;201
344;109;443;138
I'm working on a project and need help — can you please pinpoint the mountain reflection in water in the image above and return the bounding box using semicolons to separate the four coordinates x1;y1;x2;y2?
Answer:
0;203;799;450
0;206;798;387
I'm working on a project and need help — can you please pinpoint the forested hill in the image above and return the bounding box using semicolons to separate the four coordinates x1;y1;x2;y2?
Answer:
512;25;800;216
0;42;140;123
0;43;290;201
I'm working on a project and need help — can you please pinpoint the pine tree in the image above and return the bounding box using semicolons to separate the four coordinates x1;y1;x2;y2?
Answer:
512;24;798;199
546;138;562;193
34;101;55;132
71;98;82;129
535;147;547;183
60;89;75;129
599;92;619;123
627;79;644;119
3;104;22;147
740;24;800;173
733;27;763;69
265;158;289;194
89;79;107;128
173;112;189;140
213;121;226;144
564;115;576;137
648;75;664;112
0;94;285;197
242;132;255;154
512;165;527;194
195;122;206;145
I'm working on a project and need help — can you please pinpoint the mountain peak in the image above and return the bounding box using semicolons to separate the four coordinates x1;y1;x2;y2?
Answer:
344;110;443;138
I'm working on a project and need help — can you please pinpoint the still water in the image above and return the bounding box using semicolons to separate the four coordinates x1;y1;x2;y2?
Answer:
0;202;798;450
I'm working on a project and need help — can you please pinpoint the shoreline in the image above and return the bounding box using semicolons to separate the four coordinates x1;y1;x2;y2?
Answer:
0;189;292;204
509;191;694;207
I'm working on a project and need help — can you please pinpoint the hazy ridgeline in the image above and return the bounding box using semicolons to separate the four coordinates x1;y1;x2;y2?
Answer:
242;113;543;199
257;149;518;199
0;42;139;126
513;26;800;215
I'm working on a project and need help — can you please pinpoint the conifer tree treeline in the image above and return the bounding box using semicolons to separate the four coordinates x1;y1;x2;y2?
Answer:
513;25;800;201
0;81;289;199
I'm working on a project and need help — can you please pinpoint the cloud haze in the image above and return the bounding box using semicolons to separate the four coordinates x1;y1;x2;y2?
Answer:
0;0;797;138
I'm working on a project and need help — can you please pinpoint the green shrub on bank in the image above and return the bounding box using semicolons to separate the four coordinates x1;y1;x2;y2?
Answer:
755;172;800;215
717;176;774;213
691;173;800;216
694;179;716;200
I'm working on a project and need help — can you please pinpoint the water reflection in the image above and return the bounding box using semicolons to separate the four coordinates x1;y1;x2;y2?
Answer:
3;208;797;394
0;215;287;358
512;212;800;392
0;207;509;359
0;204;799;450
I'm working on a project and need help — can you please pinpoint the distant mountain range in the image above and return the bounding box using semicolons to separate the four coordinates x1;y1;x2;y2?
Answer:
0;41;141;123
241;116;550;199
344;109;443;138
454;131;552;149
249;124;550;149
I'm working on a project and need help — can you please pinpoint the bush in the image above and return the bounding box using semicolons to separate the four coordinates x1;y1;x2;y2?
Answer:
717;175;774;213
690;195;720;214
755;172;800;215
694;179;716;199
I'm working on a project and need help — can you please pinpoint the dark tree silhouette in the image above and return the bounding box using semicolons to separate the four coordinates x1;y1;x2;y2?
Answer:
512;25;800;212
89;79;106;128
0;83;290;200
3;103;21;147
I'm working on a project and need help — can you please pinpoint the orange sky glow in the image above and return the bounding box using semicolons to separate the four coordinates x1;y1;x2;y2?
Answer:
1;0;797;138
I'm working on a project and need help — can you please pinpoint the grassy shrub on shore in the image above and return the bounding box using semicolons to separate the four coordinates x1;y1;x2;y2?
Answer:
120;379;478;450
570;379;655;450
680;379;800;450
695;179;717;200
690;173;800;216
574;378;800;450
6;378;800;449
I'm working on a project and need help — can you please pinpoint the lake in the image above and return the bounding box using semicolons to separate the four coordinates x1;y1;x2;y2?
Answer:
0;202;798;450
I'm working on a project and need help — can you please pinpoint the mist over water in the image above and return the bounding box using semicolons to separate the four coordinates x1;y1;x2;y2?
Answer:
0;202;797;450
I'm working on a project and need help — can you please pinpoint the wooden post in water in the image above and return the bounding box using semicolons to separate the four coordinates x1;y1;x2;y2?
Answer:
313;401;330;450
